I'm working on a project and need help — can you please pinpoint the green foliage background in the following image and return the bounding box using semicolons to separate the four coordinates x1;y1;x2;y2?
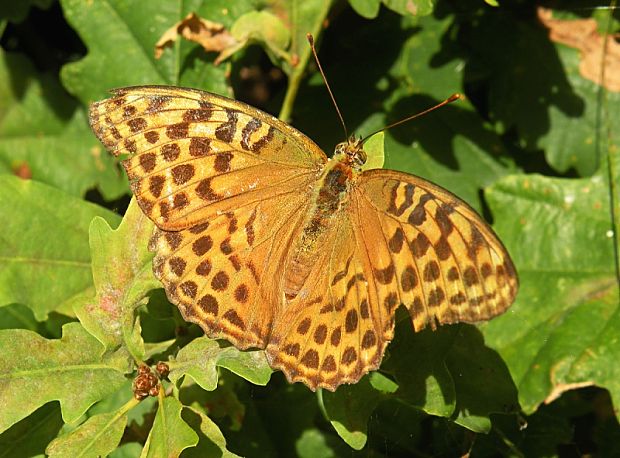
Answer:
1;0;619;456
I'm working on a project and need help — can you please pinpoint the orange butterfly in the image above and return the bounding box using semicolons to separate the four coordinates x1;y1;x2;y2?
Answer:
90;85;517;391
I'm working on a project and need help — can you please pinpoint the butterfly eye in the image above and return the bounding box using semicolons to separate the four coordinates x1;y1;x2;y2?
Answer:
355;149;368;167
334;142;348;157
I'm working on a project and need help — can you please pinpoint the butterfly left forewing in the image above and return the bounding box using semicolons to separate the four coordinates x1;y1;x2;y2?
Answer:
89;85;327;230
352;169;518;332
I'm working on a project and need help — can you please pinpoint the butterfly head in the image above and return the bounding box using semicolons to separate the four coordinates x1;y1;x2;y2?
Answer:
334;136;367;170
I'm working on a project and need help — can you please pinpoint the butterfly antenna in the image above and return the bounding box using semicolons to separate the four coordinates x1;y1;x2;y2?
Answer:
307;33;349;140
361;94;461;143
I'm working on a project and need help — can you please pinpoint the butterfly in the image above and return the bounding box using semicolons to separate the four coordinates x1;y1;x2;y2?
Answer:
89;85;518;391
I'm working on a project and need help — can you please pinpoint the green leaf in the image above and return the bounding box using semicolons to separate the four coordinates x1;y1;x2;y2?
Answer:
384;323;456;417
323;320;517;448
212;382;279;456
168;337;272;391
141;396;198;458
398;15;464;101
0;50;126;199
272;0;334;120
458;11;618;176
445;325;519;432
179;378;246;432
387;14;517;214
59;0;257;103
0;303;39;331
0;403;64;458
295;428;351;458
278;0;333;74
0;0;53;22
0;176;121;319
220;11;290;65
181;406;241;458
361;131;385;170
0;322;127;433
321;373;396;450
348;0;381;19
383;0;433;16
110;443;144;458
46;409;129;458
483;170;618;412
349;0;434;18
540;47;620;176
385;103;515;214
74;198;158;359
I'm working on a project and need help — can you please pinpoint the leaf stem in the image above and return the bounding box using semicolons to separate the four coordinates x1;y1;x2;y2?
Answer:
278;0;333;122
601;1;620;299
119;395;141;415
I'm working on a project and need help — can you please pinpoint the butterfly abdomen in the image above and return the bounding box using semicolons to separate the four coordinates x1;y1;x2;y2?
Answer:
284;160;353;299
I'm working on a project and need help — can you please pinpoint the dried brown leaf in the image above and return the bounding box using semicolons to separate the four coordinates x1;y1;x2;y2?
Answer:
154;12;237;60
539;7;620;92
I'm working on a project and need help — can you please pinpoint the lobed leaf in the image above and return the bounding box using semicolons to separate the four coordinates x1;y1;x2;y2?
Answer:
222;11;290;66
322;321;518;448
387;14;518;213
0;50;126;199
59;0;256;103
0;303;39;332
0;403;63;458
540;46;620;176
140;396;198;458
484;171;619;412
74;198;158;359
348;0;433;18
0;176;120;320
46;409;129;458
321;373;397;449
181;406;241;458
168;337;272;391
0;322;128;433
348;0;381;18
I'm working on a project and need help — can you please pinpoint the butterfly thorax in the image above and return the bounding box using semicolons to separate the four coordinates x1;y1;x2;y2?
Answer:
283;144;365;300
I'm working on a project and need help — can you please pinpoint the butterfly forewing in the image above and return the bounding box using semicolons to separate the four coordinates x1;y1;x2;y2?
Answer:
89;86;327;230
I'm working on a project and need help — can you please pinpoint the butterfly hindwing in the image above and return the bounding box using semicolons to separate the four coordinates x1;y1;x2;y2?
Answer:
151;188;314;349
266;215;387;390
264;165;520;391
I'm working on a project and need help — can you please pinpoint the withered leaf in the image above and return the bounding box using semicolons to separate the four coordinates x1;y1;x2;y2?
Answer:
538;7;620;92
154;12;237;60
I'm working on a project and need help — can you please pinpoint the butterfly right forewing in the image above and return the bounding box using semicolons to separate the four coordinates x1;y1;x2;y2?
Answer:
352;169;518;332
